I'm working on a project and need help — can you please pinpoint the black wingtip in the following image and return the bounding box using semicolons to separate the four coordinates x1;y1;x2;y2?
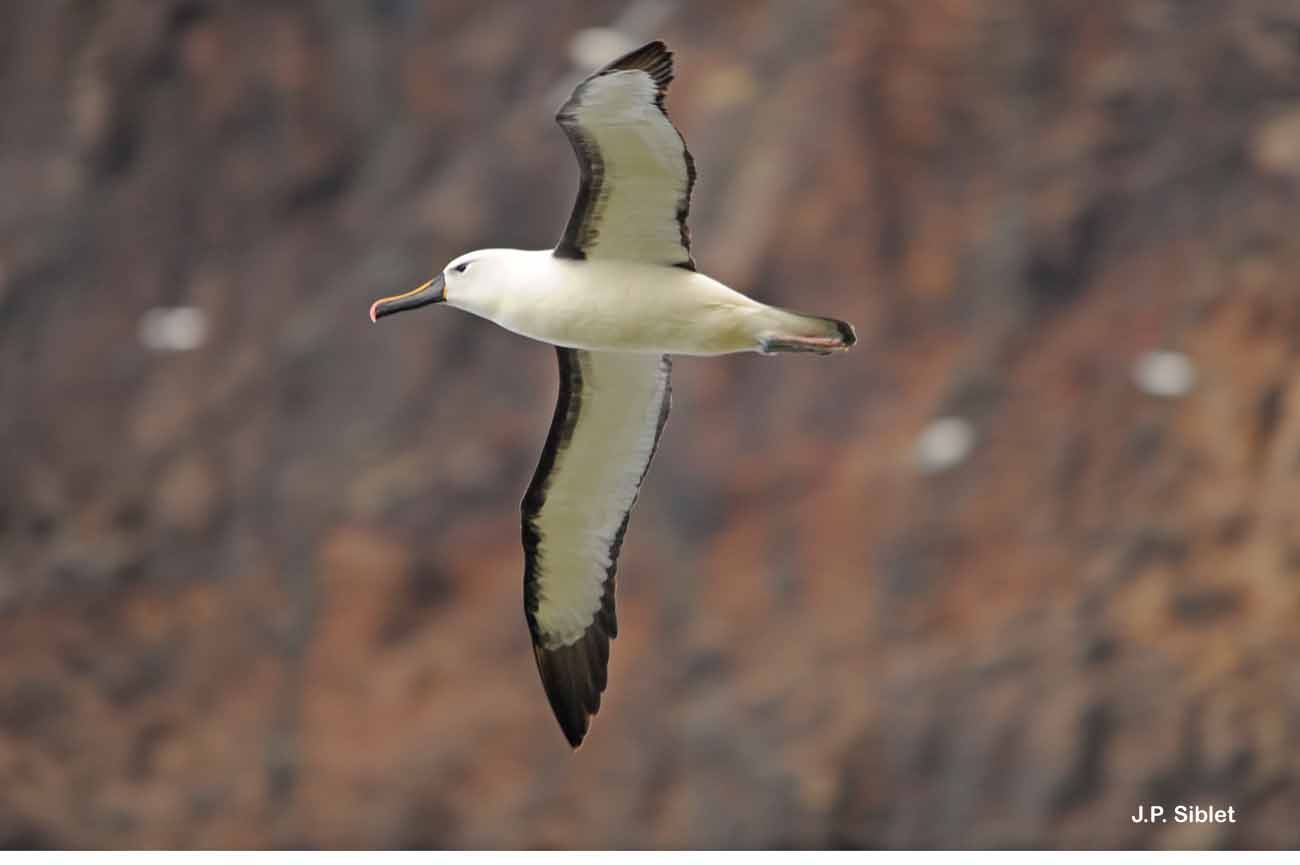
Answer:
608;40;670;67
603;40;674;94
532;625;612;750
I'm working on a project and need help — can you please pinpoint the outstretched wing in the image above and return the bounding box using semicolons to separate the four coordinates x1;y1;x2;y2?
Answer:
554;40;696;269
522;348;672;748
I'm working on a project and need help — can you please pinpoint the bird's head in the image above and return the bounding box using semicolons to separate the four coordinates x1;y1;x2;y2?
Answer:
370;250;508;322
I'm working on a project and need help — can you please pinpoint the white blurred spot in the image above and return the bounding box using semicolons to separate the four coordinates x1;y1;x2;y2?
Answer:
914;417;976;474
569;28;639;70
1251;109;1300;179
1134;350;1196;399
138;306;208;352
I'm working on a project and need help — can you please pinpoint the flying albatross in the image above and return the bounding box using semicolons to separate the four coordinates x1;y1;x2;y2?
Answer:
370;41;855;748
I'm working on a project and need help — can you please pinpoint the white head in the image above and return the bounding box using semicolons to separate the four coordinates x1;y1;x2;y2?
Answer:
369;249;519;322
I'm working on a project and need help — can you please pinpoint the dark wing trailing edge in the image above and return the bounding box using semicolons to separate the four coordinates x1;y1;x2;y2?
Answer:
522;348;672;748
554;40;697;269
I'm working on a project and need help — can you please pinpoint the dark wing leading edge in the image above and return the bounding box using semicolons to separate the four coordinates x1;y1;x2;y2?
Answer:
553;40;697;269
522;349;672;748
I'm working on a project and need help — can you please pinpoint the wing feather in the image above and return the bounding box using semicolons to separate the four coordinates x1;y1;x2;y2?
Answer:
554;41;696;268
522;348;671;748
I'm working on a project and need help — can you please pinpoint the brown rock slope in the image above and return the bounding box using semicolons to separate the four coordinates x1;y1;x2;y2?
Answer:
1;0;1298;849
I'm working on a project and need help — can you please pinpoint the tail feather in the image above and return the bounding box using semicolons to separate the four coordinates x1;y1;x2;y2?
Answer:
756;308;856;355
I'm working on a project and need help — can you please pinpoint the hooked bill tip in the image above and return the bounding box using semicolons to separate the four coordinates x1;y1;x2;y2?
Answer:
368;300;381;323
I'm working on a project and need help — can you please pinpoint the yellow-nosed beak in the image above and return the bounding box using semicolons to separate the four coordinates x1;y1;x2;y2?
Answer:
369;273;446;322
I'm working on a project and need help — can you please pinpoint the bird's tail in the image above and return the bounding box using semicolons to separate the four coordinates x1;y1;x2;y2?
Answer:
754;306;857;355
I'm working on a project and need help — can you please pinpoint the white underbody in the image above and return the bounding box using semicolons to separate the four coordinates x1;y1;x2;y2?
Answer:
445;249;793;356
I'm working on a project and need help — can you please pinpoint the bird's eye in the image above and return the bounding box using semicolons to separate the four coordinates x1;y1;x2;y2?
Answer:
453;262;469;274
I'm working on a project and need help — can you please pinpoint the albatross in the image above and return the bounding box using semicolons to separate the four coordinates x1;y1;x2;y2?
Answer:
370;41;855;748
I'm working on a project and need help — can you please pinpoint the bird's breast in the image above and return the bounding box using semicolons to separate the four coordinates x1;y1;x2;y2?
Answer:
490;262;760;355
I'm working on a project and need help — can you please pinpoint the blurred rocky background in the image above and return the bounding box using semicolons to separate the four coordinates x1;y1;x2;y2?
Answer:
2;0;1300;850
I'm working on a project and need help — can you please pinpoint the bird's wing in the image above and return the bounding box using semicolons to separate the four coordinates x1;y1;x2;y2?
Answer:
522;348;671;748
553;41;696;269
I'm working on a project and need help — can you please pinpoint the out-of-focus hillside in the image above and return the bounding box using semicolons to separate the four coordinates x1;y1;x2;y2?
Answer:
1;0;1299;849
